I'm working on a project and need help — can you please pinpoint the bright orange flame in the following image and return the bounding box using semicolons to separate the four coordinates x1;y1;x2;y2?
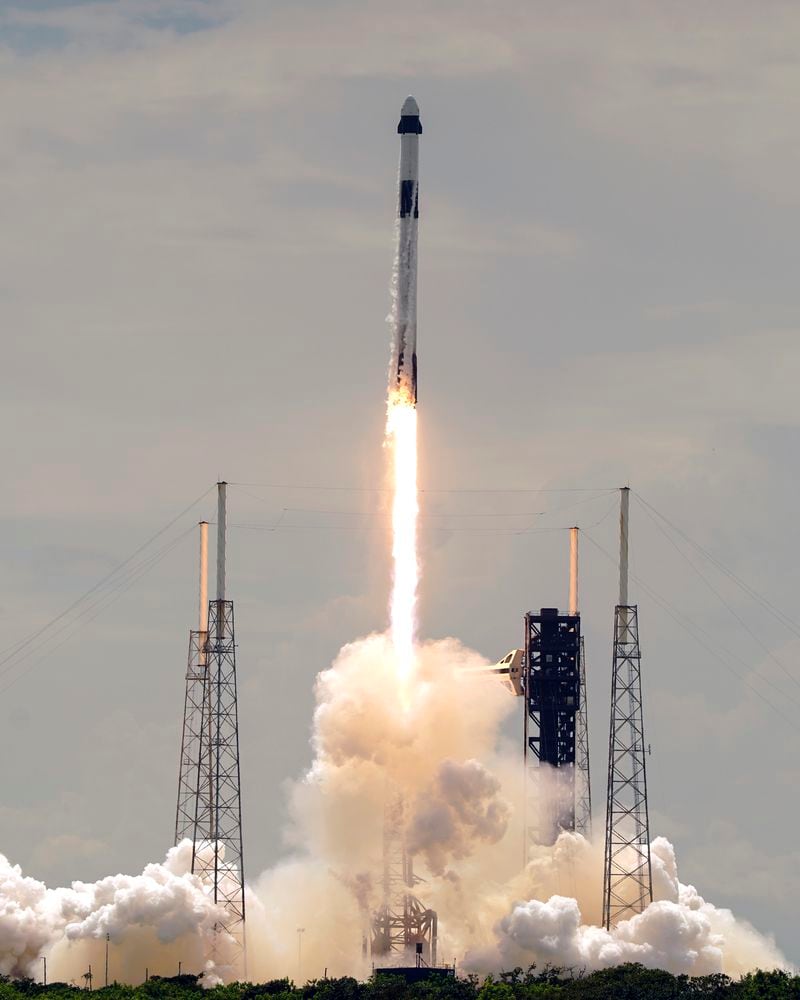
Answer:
386;387;418;694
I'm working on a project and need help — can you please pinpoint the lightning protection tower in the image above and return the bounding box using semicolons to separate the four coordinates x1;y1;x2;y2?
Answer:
175;521;210;845
370;796;438;966
602;487;652;928
570;528;592;839
176;483;246;966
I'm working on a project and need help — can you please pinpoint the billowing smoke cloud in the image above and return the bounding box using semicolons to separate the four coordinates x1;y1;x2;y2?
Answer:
468;837;787;979
0;841;232;983
0;855;55;977
248;634;790;981
284;633;514;875
407;759;510;875
0;633;791;983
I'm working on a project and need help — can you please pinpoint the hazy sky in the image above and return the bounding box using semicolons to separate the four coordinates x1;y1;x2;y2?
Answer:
1;0;799;967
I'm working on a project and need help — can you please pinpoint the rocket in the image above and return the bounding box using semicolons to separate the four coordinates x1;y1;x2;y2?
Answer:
391;96;422;405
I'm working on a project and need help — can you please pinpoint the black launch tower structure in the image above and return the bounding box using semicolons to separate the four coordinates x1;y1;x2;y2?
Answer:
523;608;581;852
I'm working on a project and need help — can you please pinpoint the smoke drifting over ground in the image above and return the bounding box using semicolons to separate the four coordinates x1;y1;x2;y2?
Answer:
0;840;225;983
0;633;791;982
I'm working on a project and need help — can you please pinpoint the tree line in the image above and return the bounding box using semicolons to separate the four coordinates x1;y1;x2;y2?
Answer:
1;964;798;1000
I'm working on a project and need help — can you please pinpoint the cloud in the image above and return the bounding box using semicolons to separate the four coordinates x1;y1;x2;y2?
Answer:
4;0;800;207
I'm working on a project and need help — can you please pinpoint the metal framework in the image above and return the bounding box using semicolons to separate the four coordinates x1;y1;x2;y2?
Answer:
602;605;652;926
191;598;246;948
602;488;652;928
176;521;210;847
370;797;437;966
575;636;592;838
174;488;246;970
175;628;209;844
523;609;581;852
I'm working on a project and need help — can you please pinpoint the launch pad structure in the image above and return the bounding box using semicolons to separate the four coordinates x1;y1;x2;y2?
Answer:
369;797;438;967
523;607;581;850
175;483;246;967
519;527;591;854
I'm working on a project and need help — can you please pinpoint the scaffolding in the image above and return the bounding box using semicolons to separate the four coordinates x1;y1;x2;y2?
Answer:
191;595;246;950
370;796;437;966
175;485;246;969
175;627;209;845
602;488;652;927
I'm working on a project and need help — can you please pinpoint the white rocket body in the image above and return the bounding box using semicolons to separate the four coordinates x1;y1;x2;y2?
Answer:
392;96;421;404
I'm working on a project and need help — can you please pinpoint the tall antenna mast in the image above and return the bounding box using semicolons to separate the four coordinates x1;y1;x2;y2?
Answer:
602;487;652;926
569;526;579;617
182;483;247;971
175;521;210;846
571;527;592;839
619;486;629;606
199;520;208;635
170;482;246;973
216;481;226;605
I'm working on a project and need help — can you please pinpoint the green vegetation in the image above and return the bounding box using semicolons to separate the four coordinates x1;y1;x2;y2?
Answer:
2;965;798;1000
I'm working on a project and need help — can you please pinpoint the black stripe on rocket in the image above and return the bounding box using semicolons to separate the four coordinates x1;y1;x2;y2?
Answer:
399;180;419;219
397;109;422;219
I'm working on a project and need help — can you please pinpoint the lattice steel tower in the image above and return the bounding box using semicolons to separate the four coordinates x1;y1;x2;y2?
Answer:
370;795;437;966
602;487;652;928
175;483;246;966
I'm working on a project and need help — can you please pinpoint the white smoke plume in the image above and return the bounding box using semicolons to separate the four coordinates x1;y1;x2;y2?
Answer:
406;759;511;875
465;836;787;979
247;633;790;981
0;840;233;983
0;632;791;983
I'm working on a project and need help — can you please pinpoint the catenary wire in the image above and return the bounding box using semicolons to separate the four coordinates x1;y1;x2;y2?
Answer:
635;491;800;640
230;482;615;494
0;526;195;697
221;491;618;536
0;524;197;685
582;530;800;732
0;486;214;672
633;495;800;695
233;488;616;524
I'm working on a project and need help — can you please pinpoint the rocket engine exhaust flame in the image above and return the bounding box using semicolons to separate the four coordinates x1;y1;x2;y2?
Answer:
386;389;419;695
